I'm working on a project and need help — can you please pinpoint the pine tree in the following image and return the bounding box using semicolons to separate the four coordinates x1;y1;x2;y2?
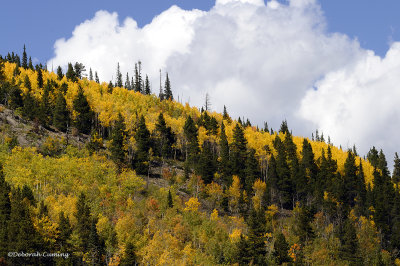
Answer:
134;62;142;93
246;209;267;265
22;89;38;120
168;190;173;208
110;113;126;166
9;84;23;110
73;86;93;134
338;218;361;265
95;72;100;83
37;68;43;88
343;151;358;207
300;138;318;200
134;115;151;175
57;211;72;251
164;73;173;100
74;62;85;79
222;105;231;122
231;123;247;184
219;122;231;185
0;165;11;258
75;192;91;250
392;152;400;184
22;45;28;69
53;92;69;132
89;68;93;81
66;63;76;81
144;75;151;95
88;217;104;265
197;140;217;184
355;159;367;216
274;136;293;209
120;242;138;266
273;232;291;264
125;72;131;89
28;57;34;70
236;235;251;265
116;63;123;88
245;148;260;193
183;116;200;167
279;120;289;134
38;81;52;126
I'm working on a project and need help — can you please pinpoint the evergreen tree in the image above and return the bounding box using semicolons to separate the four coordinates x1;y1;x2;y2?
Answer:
0;165;11;258
246;209;268;265
57;211;72;251
95;72;100;83
197;140;217;184
164;73;173;100
236;235;251;265
222;105;231;122
66;63;76;81
134;62;142;93
355;159;367;216
38;81;52;126
342;151;358;207
116;62;123;88
88;217;104;264
144;75;151;95
393;152;400;184
74;62;85;79
265;155;279;206
219;122;231;185
22;89;38;120
167;190;173;208
89;68;93;81
22;45;28;69
53;92;69;132
125;72;131;89
120;242;138;266
134;115;151;175
300;138;318;200
183;116;200;167
154;113;175;159
28;57;34;70
37;68;43;88
75;192;91;250
73;86;93;134
245;148;260;193
8;84;23;109
273;233;291;264
284;133;302;203
338;218;361;265
274;136;293;209
279;119;289;134
231;123;247;184
294;205;314;244
110;113;126;166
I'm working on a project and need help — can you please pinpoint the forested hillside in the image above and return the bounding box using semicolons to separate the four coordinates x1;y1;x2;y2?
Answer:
0;48;400;265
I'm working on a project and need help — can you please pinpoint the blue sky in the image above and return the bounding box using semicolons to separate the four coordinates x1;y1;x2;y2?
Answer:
1;0;400;62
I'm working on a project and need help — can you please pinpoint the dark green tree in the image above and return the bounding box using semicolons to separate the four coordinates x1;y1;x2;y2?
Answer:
9;84;23;109
144;75;151;95
134;62;142;93
338;218;361;265
116;63;123;88
163;73;173;100
246;209;267;265
274;136;293;209
392;152;400;184
22;45;28;69
74;62;85;79
109;113;126;167
218;122;231;185
134;115;151;175
73;86;93;134
120;242;138;266
183;116;200;167
57;211;72;251
342;151;358;207
37;68;43;88
273;232;291;265
53;92;69;132
154;113;175;159
230;123;247;183
197;140;217;184
167;190;173;208
89;68;93;81
125;72;131;89
88;217;105;265
75;192;91;250
0;165;11;258
245;148;260;193
28;57;33;70
279;119;289;134
66;63;76;81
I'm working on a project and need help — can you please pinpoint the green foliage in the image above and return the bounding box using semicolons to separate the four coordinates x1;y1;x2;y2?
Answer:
109;113;126;166
134;115;151;175
273;232;291;264
53;92;69;132
73;86;93;134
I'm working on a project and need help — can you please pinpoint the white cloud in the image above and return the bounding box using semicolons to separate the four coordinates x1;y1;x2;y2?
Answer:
299;43;400;158
49;0;400;161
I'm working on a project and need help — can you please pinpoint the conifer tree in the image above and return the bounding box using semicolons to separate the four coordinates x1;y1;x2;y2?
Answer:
273;232;291;264
57;211;72;251
74;62;85;79
355;159;367;216
88;217;104;264
95;72;100;83
343;151;358;207
28;57;33;70
110;113;126;167
134;115;151;175
219;122;231;185
197;140;217;184
125;72;131;89
0;165;11;258
56;66;64;80
22;90;37;120
245;148;260;193
279;120;289;134
89;68;93;81
231;123;247;183
9;84;23;110
116;63;123;88
246;209;267;265
22;45;28;69
120;242;138;266
134;62;142;93
66;63;76;81
38;81;52;126
164;73;173;100
300;138;318;200
392;152;400;184
53;92;69;132
183;116;200;167
222;105;231;122
154;113;176;159
274;136;293;209
168;190;173;208
73;86;93;134
236;235;251;265
37;68;43;88
75;192;91;250
338;218;361;265
144;75;151;95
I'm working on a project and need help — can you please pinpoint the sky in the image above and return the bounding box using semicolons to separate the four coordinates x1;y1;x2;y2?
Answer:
1;0;400;162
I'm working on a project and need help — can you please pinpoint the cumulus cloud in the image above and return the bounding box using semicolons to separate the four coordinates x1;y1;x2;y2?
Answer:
49;0;400;160
299;43;400;158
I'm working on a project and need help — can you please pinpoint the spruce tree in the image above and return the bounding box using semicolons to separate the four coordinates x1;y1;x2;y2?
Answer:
73;86;93;134
197;140;217;184
355;159;367;216
219;122;231;185
183;116;200;167
246;209;268;265
338;218;361;265
274;136;293;209
89;68;93;81
75;192;91;250
37;68;43;88
300;138;318;200
144;75;151;95
155;113;175;159
110;113;126;166
273;233;291;264
134;62;142;93
66;63;76;81
125;72;131;89
134;115;151;175
231;123;247;184
57;211;72;251
392;152;400;184
279;120;289;134
120;242;138;266
343;151;358;207
38;81;52;126
53;92;69;132
22;45;28;69
164;73;173;100
28;57;34;70
95;72;100;83
88;217;104;264
245;148;260;193
0;165;11;258
22;89;38;120
116;63;123;88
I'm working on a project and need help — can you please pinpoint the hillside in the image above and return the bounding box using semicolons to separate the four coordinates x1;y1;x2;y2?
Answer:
0;55;400;265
